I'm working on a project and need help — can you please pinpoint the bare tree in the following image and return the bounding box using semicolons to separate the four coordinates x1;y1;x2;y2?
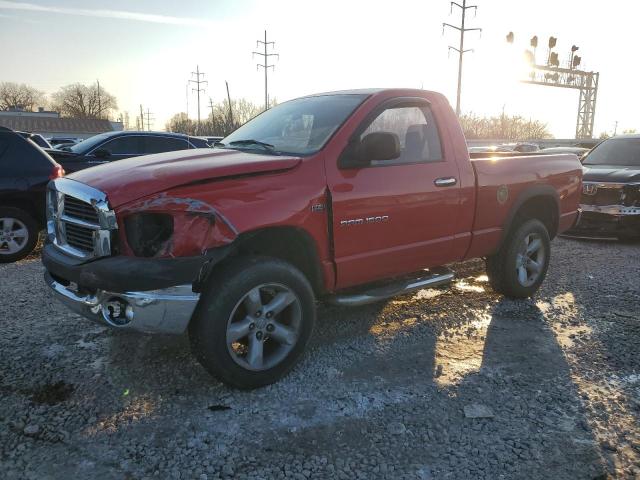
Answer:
460;113;552;140
166;113;197;135
51;83;117;119
0;82;45;111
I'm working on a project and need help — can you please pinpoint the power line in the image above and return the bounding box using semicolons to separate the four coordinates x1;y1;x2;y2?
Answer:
253;30;279;111
189;65;208;126
443;1;482;116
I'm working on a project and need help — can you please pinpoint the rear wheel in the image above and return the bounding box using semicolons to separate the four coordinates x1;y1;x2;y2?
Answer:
486;218;550;298
0;208;39;263
189;256;316;389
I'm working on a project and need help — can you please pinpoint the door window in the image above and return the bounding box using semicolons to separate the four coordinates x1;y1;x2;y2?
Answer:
361;105;443;165
100;136;141;155
142;136;189;154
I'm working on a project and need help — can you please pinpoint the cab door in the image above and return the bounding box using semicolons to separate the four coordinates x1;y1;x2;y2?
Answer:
326;98;461;288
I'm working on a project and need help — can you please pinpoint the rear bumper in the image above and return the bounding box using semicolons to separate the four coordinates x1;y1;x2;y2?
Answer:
44;271;199;334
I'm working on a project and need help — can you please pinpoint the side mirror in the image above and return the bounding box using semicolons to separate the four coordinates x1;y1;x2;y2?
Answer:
339;132;401;169
93;148;111;159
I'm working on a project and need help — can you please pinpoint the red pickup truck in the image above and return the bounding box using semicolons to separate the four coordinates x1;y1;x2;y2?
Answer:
43;89;582;388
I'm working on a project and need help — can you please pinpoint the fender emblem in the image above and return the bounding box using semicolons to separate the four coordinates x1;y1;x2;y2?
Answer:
497;185;509;204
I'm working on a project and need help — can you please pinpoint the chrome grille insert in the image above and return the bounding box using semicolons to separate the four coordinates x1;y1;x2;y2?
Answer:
581;182;624;207
47;178;117;260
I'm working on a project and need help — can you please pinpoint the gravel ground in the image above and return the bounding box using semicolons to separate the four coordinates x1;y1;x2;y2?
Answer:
0;237;639;479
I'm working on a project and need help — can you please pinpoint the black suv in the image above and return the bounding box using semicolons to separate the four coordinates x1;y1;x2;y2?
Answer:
47;131;210;173
0;127;64;262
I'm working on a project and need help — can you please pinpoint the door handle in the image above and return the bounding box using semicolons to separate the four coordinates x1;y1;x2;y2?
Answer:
434;177;457;187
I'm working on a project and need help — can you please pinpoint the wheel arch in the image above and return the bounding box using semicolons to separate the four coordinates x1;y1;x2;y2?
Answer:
224;226;326;295
500;185;560;248
0;196;42;226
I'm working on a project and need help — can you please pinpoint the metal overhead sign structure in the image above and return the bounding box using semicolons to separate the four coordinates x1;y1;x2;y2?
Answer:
509;33;600;139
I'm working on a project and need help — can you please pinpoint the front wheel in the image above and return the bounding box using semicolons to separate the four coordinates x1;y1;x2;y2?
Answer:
189;256;316;389
486;218;551;298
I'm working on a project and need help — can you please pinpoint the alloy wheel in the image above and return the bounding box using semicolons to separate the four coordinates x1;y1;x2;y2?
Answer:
225;283;302;371
0;217;29;256
515;233;546;287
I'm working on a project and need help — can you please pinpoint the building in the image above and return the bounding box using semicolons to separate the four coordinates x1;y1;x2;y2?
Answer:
0;108;123;141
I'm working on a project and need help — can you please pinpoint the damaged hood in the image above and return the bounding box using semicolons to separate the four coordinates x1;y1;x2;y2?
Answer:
67;148;302;207
582;164;640;184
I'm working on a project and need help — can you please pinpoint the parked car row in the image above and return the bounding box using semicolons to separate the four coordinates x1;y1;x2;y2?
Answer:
47;131;210;173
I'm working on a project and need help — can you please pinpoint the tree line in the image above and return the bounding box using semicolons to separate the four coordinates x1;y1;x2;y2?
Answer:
460;112;552;140
0;81;117;119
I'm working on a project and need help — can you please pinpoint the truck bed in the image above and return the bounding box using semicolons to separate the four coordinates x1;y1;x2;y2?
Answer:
463;153;582;260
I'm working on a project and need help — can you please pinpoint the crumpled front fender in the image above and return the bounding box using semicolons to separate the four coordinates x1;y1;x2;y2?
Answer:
117;192;238;258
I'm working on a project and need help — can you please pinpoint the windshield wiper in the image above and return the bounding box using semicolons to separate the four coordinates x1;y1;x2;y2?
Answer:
228;139;276;151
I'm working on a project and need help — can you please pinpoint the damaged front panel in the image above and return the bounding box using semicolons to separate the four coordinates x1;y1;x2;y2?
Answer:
118;193;239;258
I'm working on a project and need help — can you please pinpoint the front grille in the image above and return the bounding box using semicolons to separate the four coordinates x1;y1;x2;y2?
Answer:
47;178;117;260
64;222;95;252
64;196;99;223
581;185;623;206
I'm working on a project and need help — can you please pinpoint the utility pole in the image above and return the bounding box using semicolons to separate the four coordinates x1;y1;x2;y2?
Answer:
139;104;144;131
145;108;154;131
443;1;482;116
253;30;279;111
209;97;215;123
96;79;101;118
614;120;618;136
225;80;234;132
189;65;208;128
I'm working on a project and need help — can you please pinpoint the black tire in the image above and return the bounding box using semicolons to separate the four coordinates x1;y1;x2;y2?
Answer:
0;207;39;263
486;218;551;298
189;256;316;389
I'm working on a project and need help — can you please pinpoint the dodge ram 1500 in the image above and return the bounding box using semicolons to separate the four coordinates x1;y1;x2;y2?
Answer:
42;89;582;388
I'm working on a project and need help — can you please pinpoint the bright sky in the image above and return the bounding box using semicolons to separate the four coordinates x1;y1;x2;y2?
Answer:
0;0;637;137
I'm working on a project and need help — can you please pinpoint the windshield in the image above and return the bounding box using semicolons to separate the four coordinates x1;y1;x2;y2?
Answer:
69;133;113;154
583;138;640;167
221;94;368;155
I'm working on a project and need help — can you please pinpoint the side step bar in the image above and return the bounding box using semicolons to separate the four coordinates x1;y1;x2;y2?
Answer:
327;267;455;307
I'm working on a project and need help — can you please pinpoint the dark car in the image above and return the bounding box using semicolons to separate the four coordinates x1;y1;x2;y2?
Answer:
540;146;590;159
0;127;64;262
570;135;640;240
16;131;52;149
48;137;79;147
47;131;209;173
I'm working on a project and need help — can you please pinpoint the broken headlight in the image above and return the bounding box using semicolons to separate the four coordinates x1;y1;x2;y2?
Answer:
124;213;173;257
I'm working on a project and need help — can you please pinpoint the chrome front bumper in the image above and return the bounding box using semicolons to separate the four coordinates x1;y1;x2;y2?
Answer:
44;272;200;334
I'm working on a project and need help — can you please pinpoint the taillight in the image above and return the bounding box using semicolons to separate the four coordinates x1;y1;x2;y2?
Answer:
50;163;65;180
